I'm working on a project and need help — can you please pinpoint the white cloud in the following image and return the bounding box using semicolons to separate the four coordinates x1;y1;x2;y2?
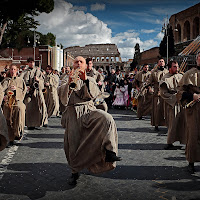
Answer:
156;32;164;40
141;29;156;34
35;0;111;47
111;30;158;60
122;11;163;25
90;3;106;11
35;0;159;61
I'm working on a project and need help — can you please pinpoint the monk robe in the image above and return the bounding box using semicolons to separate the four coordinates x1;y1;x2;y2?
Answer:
145;68;168;127
133;70;152;118
1;76;26;142
20;67;48;127
44;73;59;117
177;67;200;163
160;72;186;145
87;68;108;112
0;85;9;151
58;74;69;113
60;76;118;174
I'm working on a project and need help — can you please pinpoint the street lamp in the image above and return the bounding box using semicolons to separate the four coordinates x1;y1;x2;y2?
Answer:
33;30;40;61
162;15;169;63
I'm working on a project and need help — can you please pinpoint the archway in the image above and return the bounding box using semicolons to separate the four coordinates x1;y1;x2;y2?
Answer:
193;17;199;39
176;24;181;43
184;20;190;41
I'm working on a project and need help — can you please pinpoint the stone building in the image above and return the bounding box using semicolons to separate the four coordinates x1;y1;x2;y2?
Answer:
139;47;160;66
64;44;122;71
139;3;199;67
169;3;200;54
0;45;63;71
63;52;74;68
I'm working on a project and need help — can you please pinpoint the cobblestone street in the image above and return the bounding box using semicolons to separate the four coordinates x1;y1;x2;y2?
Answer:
0;109;200;200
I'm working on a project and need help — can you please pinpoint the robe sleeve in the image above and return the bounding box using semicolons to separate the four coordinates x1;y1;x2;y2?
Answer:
15;79;27;101
144;72;154;88
36;71;45;90
160;82;177;107
76;77;100;100
0;85;4;105
50;75;59;88
1;78;9;91
177;84;193;106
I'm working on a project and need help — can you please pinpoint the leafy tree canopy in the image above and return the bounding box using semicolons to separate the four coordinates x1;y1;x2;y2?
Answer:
0;0;54;45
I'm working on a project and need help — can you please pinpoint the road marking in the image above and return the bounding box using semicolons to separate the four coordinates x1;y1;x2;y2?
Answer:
0;130;27;180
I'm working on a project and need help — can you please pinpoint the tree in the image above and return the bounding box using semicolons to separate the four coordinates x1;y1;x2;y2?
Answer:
1;14;39;49
0;0;54;45
159;25;175;58
130;43;141;71
46;33;56;46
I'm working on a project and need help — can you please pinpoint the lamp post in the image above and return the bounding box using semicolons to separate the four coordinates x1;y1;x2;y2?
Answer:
33;30;40;61
162;15;169;63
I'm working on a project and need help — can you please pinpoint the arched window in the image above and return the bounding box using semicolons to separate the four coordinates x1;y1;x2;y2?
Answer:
177;24;181;43
184;21;190;41
193;17;199;39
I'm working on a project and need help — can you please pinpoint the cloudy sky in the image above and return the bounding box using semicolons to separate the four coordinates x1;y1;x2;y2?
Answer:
35;0;199;61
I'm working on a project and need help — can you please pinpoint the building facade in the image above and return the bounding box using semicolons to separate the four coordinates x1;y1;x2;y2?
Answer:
64;44;122;71
139;47;160;66
0;45;64;71
169;3;200;45
52;46;63;72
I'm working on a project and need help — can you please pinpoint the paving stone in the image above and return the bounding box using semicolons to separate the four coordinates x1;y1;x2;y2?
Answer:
0;109;200;200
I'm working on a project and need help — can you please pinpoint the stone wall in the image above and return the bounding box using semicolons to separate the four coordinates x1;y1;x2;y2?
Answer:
139;47;160;66
0;45;53;71
64;44;122;71
169;3;200;44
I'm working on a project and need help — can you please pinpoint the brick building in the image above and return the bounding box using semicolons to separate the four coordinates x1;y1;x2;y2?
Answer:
139;3;199;66
64;44;122;71
139;47;160;66
170;3;200;44
63;52;74;68
169;3;200;54
0;45;64;72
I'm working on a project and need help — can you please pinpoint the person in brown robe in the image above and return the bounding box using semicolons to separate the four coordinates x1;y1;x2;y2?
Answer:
60;56;121;185
159;61;186;149
20;57;48;129
133;64;152;119
60;66;71;81
177;51;200;173
58;67;71;114
86;58;108;111
1;64;26;146
44;65;59;118
145;58;169;131
0;85;9;151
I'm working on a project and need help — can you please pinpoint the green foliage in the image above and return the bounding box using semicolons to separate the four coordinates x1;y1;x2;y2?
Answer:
0;0;54;23
1;29;56;50
130;43;140;70
46;33;56;46
0;0;54;45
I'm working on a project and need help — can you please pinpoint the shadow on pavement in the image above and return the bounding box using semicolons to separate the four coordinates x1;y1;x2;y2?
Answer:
164;157;186;161
117;127;155;133
118;143;182;150
18;142;63;149
27;133;64;139
46;125;63;129
0;163;72;200
95;165;196;181
113;116;138;121
152;179;200;191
